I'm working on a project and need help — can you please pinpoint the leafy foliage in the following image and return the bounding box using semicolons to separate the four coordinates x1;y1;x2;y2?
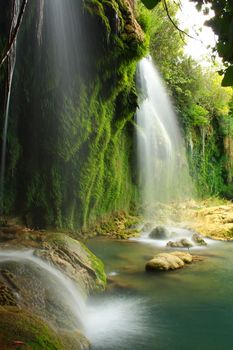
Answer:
141;0;160;9
148;0;233;197
1;0;147;229
190;0;233;86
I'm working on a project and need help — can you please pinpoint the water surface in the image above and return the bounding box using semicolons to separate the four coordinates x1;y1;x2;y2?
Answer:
87;237;233;350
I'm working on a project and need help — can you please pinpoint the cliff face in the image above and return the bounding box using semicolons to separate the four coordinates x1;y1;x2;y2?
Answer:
0;0;147;230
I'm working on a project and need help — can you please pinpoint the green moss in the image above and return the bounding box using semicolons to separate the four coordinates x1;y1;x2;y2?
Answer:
45;232;107;291
0;308;64;350
80;241;107;290
82;211;141;240
2;0;148;231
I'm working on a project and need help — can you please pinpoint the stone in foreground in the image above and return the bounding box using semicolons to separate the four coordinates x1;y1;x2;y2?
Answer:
145;251;193;272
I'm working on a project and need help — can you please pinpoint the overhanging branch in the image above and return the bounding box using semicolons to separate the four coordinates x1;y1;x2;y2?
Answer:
162;0;197;41
0;0;29;68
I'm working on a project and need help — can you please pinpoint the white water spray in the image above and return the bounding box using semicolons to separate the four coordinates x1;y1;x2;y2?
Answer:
0;249;149;347
0;249;86;327
136;56;192;217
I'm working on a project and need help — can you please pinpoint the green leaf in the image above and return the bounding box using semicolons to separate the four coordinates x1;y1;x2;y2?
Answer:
141;0;160;10
222;66;233;87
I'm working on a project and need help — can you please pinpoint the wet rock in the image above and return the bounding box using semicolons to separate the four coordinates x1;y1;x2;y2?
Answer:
0;228;106;349
149;225;171;239
145;251;193;272
0;282;18;306
170;251;193;264
0;307;89;350
145;253;184;271
192;233;207;246
167;238;193;248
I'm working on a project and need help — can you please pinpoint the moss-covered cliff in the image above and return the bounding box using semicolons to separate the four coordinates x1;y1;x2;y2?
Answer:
1;0;147;230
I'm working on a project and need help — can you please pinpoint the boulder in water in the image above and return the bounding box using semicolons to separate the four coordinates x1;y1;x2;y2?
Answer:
170;251;193;264
0;227;106;349
149;225;170;239
145;251;193;272
192;233;207;246
167;238;193;248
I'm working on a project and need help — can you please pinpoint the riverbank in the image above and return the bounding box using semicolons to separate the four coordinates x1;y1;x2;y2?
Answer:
85;198;233;241
183;199;233;240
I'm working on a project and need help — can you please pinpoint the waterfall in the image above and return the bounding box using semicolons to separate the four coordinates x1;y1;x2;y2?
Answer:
0;249;149;347
36;0;45;45
0;250;86;328
44;0;82;90
136;56;192;217
0;0;20;212
189;132;194;157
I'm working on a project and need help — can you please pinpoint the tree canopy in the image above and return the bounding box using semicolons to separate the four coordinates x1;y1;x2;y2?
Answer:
141;0;233;86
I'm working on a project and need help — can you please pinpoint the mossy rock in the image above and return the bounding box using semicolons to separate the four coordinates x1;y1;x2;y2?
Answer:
0;229;107;294
0;307;64;350
40;232;107;293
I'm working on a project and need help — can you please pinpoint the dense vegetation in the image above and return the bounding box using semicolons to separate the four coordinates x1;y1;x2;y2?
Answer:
0;0;232;231
140;1;233;197
0;0;147;230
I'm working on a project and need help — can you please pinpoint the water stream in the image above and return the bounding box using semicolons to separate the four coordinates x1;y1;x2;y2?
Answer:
44;0;82;90
0;250;86;328
88;237;233;350
136;57;192;218
0;248;148;348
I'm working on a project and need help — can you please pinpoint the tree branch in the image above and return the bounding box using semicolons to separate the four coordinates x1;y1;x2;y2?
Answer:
0;0;29;68
162;0;197;41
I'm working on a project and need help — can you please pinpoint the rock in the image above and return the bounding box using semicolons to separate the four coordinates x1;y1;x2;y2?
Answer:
0;228;106;349
34;232;106;293
192;233;207;246
170;251;193;264
0;308;64;350
145;253;184;271
167;240;182;248
0;281;18;307
149;225;171;239
167;238;193;248
145;251;193;272
0;307;90;350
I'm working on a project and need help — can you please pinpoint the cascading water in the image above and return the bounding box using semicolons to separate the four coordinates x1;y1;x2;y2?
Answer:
0;249;149;348
0;249;86;329
0;0;20;212
44;0;82;90
136;56;192;218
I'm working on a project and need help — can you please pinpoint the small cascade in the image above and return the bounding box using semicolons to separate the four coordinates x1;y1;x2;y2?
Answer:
136;56;192;218
0;249;148;347
0;250;86;328
0;0;20;212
